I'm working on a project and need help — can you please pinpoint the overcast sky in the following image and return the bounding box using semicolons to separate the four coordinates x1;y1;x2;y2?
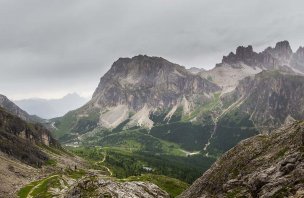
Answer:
1;0;304;100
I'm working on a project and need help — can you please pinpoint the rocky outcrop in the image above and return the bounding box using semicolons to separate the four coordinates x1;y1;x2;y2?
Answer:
222;70;304;130
200;41;303;93
219;40;295;70
0;107;59;166
65;177;170;198
92;55;220;111
291;47;304;73
179;121;304;198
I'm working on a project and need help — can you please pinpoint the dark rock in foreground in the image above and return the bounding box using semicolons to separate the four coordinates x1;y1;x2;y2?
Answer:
179;121;304;198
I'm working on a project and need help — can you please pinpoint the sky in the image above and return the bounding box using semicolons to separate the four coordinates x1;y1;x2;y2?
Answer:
1;0;304;100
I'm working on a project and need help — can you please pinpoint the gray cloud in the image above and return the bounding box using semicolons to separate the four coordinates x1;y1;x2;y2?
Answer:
0;0;304;99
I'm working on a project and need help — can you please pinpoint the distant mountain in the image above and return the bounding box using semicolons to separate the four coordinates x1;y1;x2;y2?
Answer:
187;67;206;74
199;40;303;93
15;93;89;119
179;121;304;197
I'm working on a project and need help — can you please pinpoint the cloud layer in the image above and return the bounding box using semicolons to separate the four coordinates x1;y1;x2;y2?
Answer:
1;0;304;99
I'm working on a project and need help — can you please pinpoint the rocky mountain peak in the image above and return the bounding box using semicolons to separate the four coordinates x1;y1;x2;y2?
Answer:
274;40;293;54
93;55;219;106
112;55;184;77
295;46;304;56
263;41;293;65
221;45;257;67
215;40;301;72
87;55;221;129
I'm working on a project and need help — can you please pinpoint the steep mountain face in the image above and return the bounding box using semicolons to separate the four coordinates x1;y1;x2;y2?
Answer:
208;70;304;153
15;93;89;119
199;41;303;93
0;107;59;166
92;55;219;111
55;55;220;137
179;121;304;198
291;46;304;73
224;71;304;129
0;94;33;122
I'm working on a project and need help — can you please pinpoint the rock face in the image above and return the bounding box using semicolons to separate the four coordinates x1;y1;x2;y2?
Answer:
223;70;304;130
200;41;304;93
291;47;304;73
61;55;220;131
220;40;293;69
0;107;59;166
66;177;170;198
92;55;220;111
179;121;304;198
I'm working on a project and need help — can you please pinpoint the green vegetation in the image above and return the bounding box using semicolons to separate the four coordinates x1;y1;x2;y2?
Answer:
18;175;61;198
66;169;87;179
18;180;41;198
45;159;57;166
68;146;215;184
18;169;87;198
150;122;213;151
53;108;100;139
183;92;221;122
82;128;185;156
122;174;189;197
210;109;258;153
30;175;61;198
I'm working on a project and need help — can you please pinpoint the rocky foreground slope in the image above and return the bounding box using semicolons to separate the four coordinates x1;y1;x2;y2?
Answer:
66;177;169;198
179;121;304;197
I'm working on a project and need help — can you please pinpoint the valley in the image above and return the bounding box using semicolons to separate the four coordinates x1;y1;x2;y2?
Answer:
1;40;304;197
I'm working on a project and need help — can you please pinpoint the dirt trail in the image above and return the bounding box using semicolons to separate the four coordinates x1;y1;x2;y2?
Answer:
26;175;59;198
94;151;113;176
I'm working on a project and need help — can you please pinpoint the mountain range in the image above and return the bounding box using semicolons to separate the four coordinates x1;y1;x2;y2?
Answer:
53;41;304;154
1;40;304;197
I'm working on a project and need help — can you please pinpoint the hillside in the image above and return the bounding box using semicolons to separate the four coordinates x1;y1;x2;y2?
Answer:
179;121;304;197
0;106;88;196
0;94;32;121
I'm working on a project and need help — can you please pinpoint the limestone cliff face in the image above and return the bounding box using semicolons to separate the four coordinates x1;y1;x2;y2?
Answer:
200;41;304;93
222;71;304;130
291;47;304;73
220;40;295;70
75;55;221;129
179;121;304;198
92;55;220;111
0;107;59;166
